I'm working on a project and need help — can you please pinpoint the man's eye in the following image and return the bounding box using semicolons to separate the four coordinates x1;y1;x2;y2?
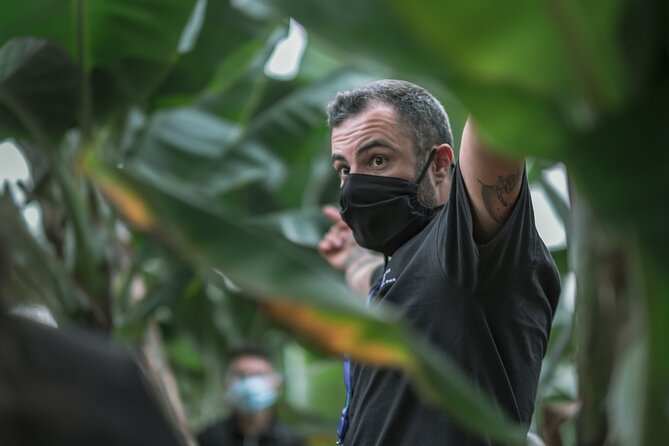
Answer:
372;156;385;166
338;167;350;177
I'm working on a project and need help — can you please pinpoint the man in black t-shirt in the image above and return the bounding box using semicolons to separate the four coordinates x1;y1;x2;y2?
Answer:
319;80;560;445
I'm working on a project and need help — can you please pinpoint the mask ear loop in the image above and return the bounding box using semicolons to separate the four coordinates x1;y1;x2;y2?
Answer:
416;149;438;185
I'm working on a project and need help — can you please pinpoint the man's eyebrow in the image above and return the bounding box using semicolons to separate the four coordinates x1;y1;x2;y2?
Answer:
332;153;346;164
331;140;397;165
356;139;396;155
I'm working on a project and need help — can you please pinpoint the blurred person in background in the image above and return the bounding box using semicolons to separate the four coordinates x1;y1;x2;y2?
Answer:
198;344;305;446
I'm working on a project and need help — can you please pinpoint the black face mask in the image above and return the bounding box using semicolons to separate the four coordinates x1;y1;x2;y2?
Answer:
339;150;438;256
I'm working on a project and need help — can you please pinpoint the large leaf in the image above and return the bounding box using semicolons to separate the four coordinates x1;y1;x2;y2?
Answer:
241;71;375;160
0;0;196;69
83;151;526;444
128;106;285;210
248;208;328;249
236;70;377;208
0;0;198;106
132;71;379;214
194;24;288;124
567;86;669;264
0;38;79;140
261;0;634;158
0;36;112;321
152;0;272;106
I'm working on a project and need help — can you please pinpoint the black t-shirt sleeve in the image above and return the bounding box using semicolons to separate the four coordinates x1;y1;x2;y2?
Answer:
438;162;537;294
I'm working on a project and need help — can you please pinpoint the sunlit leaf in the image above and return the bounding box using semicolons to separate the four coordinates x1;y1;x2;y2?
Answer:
153;0;272;105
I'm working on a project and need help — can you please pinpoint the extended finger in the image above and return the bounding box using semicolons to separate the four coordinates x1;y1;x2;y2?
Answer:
322;205;343;224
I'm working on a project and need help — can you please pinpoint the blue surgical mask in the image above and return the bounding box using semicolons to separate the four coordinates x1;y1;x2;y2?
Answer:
227;375;278;415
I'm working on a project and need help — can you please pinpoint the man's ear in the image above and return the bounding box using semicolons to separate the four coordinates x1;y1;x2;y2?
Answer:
432;144;454;184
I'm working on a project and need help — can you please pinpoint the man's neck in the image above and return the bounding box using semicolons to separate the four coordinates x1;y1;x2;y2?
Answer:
236;409;272;437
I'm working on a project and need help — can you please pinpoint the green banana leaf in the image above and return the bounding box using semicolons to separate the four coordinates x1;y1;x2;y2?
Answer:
259;0;631;158
0;38;79;140
0;0;198;102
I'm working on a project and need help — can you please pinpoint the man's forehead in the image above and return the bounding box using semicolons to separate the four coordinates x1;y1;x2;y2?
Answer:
330;106;408;153
332;103;398;131
230;355;273;373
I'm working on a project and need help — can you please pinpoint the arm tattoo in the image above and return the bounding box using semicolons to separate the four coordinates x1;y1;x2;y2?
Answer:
477;172;520;223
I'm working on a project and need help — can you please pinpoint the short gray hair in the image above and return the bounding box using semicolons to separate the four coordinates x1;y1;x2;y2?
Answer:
326;79;453;157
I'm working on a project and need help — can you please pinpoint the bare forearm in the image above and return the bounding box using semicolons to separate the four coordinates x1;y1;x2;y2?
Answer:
344;250;384;299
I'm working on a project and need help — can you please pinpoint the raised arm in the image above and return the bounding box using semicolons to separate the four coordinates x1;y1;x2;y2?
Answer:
459;118;524;244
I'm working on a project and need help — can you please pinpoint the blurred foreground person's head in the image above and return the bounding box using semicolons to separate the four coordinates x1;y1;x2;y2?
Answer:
0;233;184;446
